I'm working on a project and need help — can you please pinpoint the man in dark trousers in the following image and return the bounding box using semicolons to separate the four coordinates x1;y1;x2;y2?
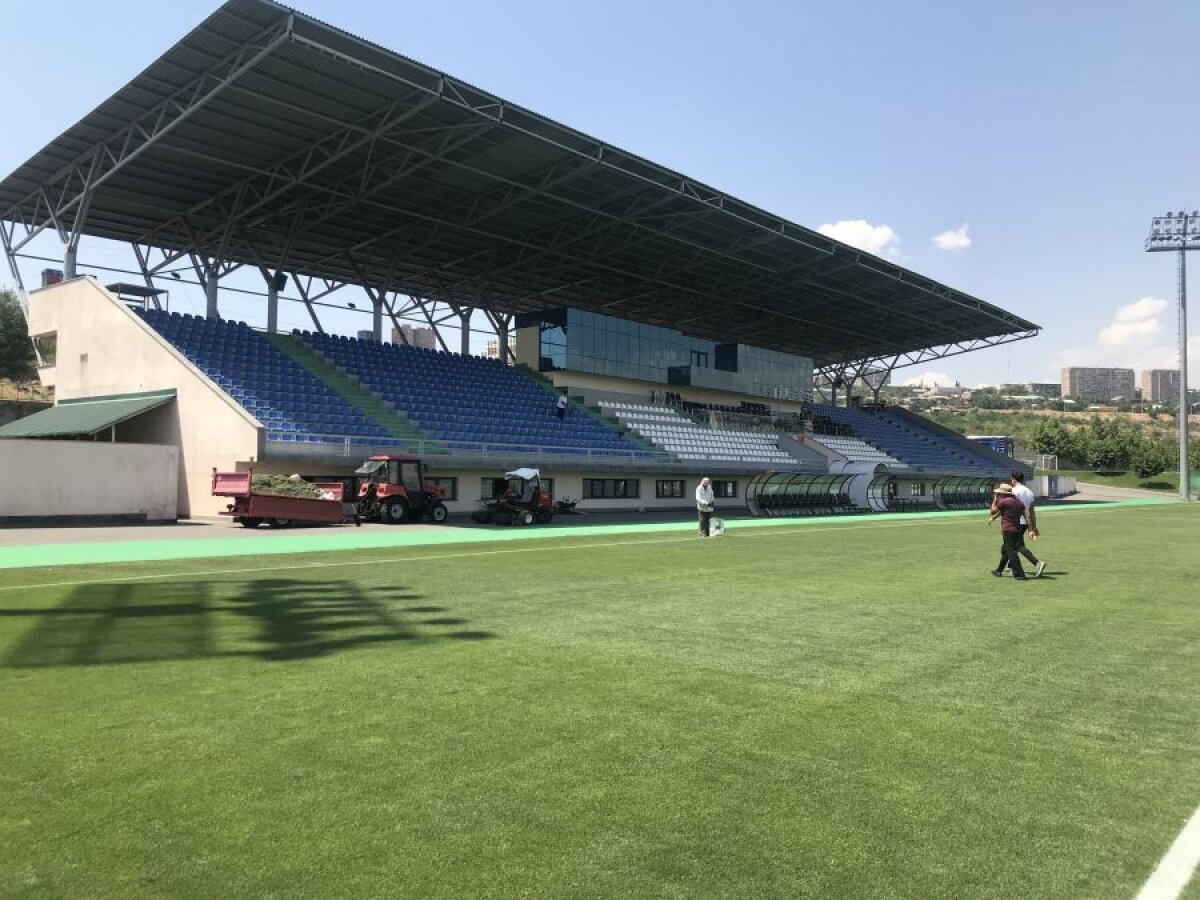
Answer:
695;477;715;538
988;483;1029;580
1002;471;1045;577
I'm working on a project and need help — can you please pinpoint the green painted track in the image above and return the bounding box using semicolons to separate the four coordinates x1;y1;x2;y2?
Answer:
0;499;1171;570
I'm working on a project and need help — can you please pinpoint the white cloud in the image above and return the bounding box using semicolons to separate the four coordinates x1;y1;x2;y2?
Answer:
900;371;955;388
1096;296;1167;347
818;219;901;260
1049;295;1200;380
932;224;971;251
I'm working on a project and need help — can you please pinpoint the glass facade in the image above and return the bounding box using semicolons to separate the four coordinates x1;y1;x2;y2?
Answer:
517;308;812;401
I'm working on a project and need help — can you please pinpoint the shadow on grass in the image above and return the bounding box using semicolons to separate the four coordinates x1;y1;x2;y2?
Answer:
1;578;494;668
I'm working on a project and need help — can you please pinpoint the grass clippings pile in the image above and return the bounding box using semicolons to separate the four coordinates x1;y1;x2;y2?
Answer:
250;473;325;499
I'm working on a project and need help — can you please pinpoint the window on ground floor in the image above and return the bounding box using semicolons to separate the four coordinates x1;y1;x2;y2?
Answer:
583;478;640;499
656;479;685;499
427;477;457;501
712;480;737;498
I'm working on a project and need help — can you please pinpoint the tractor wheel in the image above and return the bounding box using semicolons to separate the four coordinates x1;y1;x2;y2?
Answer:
429;503;449;524
239;517;263;528
492;509;514;527
267;518;291;528
383;498;410;524
518;510;535;526
535;509;553;525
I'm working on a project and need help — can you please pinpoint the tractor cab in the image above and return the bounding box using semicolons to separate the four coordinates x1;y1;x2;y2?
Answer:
471;467;555;526
355;455;448;524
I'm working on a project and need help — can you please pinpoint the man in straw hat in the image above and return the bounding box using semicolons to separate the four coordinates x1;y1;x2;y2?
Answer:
987;482;1029;580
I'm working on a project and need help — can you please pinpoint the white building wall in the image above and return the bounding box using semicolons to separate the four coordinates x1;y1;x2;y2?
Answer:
0;440;178;521
27;278;261;517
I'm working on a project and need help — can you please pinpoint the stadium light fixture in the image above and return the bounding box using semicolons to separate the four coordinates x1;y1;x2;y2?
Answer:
1145;210;1200;501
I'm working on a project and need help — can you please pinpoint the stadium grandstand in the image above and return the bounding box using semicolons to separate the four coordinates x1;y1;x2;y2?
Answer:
0;0;1038;521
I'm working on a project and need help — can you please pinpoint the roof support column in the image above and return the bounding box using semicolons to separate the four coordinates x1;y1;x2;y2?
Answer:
1;220;40;365
131;243;163;310
0;221;28;303
372;294;383;342
449;303;472;356
497;317;510;364
265;270;286;334
483;310;513;365
204;262;220;320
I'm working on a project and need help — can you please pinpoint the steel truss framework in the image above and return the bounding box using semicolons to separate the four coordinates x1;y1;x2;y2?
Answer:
1;0;1037;378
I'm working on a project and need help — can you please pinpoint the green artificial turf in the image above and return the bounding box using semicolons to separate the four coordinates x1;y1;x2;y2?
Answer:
2;503;1199;897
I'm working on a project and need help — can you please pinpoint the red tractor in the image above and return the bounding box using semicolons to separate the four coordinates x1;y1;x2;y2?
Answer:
355;455;448;524
471;468;555;526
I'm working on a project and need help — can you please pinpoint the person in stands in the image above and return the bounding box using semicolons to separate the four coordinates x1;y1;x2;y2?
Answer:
556;393;568;420
1001;471;1045;577
988;483;1029;580
695;476;715;538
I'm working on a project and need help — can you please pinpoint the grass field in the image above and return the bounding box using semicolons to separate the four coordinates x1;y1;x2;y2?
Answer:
3;503;1199;898
1060;469;1183;493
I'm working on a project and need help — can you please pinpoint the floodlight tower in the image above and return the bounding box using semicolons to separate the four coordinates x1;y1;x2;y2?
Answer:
1146;210;1200;501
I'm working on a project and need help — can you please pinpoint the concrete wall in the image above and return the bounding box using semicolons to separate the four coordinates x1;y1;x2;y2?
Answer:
0;439;178;522
398;466;747;515
27;278;261;517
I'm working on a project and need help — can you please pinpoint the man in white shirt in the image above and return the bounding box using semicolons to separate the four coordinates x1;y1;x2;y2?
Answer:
695;477;715;537
993;471;1045;577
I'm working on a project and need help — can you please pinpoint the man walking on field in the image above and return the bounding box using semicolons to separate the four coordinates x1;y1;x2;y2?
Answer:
994;470;1045;578
988;483;1030;580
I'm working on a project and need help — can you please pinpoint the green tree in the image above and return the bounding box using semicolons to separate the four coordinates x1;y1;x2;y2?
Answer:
1131;440;1172;479
0;289;36;380
1029;418;1074;458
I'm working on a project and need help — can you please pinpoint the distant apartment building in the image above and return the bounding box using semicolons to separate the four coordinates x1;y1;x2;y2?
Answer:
391;323;437;349
484;338;515;360
1028;382;1061;399
1061;367;1135;403
1141;369;1180;404
1000;382;1061;399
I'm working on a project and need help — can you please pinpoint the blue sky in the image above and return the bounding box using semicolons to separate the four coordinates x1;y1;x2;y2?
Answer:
3;0;1198;386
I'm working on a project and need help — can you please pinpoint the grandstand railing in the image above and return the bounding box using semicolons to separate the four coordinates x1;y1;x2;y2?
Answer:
263;431;677;462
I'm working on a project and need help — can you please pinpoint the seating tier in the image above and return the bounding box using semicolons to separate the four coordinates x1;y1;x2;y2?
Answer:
602;401;797;465
137;310;394;445
301;332;651;458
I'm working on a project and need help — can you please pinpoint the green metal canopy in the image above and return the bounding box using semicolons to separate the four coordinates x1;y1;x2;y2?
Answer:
0;389;175;438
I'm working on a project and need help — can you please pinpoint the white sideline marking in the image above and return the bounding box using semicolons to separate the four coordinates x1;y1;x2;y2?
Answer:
0;516;967;594
1136;804;1200;900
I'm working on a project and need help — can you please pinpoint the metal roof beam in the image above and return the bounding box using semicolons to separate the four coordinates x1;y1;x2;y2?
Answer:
3;11;292;253
816;330;1040;383
137;87;444;257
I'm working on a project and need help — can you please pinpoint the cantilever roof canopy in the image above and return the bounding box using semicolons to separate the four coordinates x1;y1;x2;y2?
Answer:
0;390;176;438
0;0;1037;369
